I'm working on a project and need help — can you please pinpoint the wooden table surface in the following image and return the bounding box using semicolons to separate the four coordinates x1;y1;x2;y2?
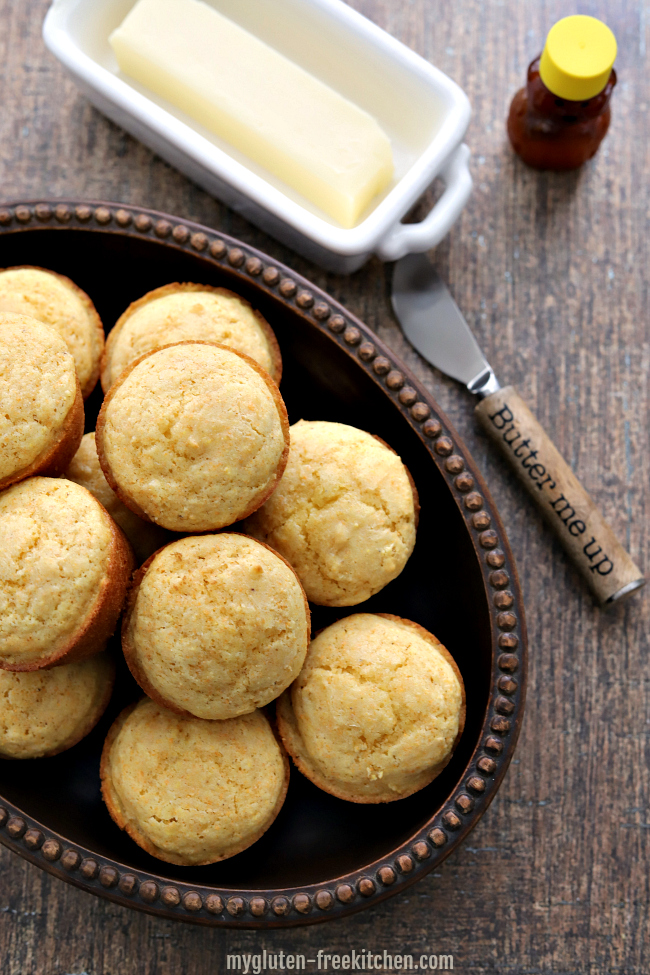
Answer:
1;1;648;972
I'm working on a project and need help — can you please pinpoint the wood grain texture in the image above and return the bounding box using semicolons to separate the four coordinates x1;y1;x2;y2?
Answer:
475;385;644;603
0;0;648;972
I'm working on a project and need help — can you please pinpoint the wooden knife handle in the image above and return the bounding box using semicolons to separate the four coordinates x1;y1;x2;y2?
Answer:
475;385;645;605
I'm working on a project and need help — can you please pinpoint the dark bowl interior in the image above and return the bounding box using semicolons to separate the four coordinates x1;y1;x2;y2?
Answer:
0;217;507;906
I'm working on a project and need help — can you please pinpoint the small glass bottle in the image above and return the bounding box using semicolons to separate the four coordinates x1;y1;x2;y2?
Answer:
507;15;617;171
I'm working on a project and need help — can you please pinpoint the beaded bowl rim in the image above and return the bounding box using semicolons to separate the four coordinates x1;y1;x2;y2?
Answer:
0;199;527;928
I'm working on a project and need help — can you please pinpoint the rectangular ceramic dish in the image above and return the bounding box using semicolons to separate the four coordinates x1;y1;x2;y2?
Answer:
43;0;472;272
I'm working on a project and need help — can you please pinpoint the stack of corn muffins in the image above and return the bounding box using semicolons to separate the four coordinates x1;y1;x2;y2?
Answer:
0;269;465;867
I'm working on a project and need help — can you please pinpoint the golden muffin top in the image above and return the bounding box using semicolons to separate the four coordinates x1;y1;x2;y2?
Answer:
278;613;465;802
0;478;113;668
97;342;288;532
0;653;114;759
124;533;310;719
0;267;104;397
0;313;78;482
102;283;281;390
102;699;288;865
245;420;417;606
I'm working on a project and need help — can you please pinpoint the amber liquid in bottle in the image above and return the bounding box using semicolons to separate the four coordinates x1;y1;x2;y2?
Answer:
507;56;616;170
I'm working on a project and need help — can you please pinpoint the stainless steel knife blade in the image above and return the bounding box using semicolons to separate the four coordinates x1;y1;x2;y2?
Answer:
391;253;500;397
391;255;644;604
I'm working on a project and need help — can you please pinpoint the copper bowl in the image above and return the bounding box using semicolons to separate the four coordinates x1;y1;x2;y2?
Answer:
0;200;527;927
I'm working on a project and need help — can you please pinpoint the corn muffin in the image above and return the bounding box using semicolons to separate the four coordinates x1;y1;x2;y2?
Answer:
96;342;289;532
65;433;170;564
0;652;115;759
244;420;419;606
122;533;310;719
0;477;135;671
0;313;84;491
277;613;465;803
0;266;104;397
101;699;289;865
101;282;281;391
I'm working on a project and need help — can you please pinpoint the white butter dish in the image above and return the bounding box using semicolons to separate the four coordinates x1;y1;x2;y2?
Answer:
43;0;472;273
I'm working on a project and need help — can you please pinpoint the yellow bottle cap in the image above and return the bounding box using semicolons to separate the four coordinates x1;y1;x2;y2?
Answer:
539;15;617;101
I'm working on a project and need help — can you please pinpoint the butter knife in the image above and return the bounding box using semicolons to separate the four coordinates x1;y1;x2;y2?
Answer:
392;252;645;605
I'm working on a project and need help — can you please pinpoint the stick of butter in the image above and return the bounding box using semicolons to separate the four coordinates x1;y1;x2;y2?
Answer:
109;0;394;228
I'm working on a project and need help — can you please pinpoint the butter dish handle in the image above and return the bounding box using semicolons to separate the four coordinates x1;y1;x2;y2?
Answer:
377;143;472;262
475;385;645;605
